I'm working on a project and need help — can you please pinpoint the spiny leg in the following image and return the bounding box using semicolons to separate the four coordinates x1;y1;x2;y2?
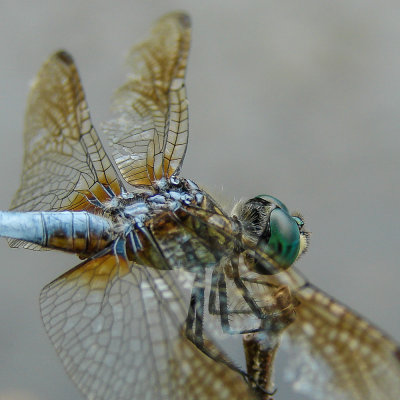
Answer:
185;268;206;347
209;266;263;335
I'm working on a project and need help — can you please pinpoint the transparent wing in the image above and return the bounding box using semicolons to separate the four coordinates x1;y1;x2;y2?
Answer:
233;248;400;399
102;12;190;186
9;51;121;249
280;282;400;400
39;249;254;400
180;208;400;399
11;51;121;215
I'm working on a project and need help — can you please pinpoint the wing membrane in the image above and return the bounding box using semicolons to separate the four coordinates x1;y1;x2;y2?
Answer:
231;246;400;399
9;51;121;249
39;250;254;400
11;51;121;215
182;209;400;398
281;283;400;400
102;12;190;186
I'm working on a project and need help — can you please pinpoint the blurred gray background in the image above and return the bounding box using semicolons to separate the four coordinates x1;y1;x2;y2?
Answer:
0;1;399;399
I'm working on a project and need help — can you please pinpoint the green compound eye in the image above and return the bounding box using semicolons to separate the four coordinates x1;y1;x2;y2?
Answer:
237;194;307;274
259;207;301;269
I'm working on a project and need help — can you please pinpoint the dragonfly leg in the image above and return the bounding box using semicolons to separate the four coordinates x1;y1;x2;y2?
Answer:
210;255;296;338
186;266;278;398
209;268;264;335
126;228;143;253
185;268;206;346
231;254;267;324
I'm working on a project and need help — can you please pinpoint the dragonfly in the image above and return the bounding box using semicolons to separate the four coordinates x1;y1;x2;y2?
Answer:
1;11;399;400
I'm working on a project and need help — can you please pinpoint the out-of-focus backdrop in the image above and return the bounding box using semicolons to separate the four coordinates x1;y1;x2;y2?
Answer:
0;1;399;399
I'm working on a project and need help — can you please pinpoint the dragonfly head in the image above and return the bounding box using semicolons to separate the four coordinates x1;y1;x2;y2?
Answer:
233;195;309;273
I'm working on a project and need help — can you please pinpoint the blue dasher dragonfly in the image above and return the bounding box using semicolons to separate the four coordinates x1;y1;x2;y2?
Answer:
1;11;399;400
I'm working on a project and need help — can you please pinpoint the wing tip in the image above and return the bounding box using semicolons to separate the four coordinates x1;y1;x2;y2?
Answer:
395;347;400;362
55;50;74;65
177;12;191;29
158;11;191;30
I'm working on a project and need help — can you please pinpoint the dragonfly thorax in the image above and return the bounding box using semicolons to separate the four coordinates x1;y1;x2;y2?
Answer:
103;177;237;271
109;177;206;225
